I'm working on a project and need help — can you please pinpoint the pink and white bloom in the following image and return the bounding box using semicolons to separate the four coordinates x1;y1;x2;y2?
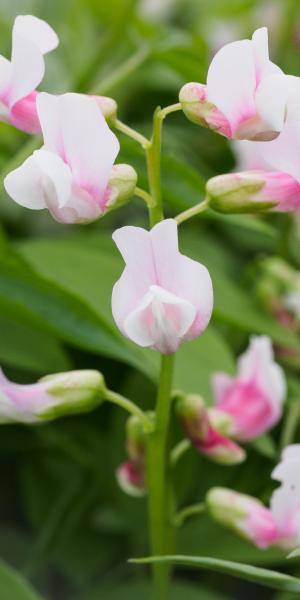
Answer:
0;15;58;133
207;445;300;551
0;368;105;423
3;92;134;224
180;27;292;141
112;219;213;354
211;336;286;441
177;394;246;466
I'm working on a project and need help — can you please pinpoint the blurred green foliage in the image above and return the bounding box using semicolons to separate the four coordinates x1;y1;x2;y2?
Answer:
1;0;300;598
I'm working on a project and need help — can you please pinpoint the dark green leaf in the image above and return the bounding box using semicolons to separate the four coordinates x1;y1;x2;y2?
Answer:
0;559;44;600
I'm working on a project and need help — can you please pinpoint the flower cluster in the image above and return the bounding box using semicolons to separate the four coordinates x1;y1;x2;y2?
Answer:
176;336;285;464
2;14;300;569
180;27;300;214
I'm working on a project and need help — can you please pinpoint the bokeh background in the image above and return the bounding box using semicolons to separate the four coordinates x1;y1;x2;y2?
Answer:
1;0;300;598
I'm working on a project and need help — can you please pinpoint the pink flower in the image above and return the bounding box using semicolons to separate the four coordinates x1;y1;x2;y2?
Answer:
0;368;105;423
180;28;291;141
112;219;213;353
0;15;58;133
177;394;245;466
4;92;130;224
231;140;272;171
211;336;286;441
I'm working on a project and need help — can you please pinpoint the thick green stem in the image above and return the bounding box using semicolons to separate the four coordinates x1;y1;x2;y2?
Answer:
147;354;175;600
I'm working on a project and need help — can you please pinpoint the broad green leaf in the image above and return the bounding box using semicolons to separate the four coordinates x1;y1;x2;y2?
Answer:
130;555;300;593
0;559;44;600
0;315;71;373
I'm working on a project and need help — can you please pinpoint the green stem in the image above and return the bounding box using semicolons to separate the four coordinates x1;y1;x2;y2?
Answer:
105;389;152;430
170;439;191;466
134;186;155;208
146;107;165;226
173;503;206;527
114;119;150;148
159;103;182;120
147;354;175;600
175;197;210;225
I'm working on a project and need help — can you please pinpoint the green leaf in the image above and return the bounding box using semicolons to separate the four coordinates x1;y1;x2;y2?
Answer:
251;434;277;459
181;229;300;352
0;315;71;373
174;327;235;402
288;548;300;560
87;579;228;600
0;559;44;600
130;556;300;593
0;249;155;379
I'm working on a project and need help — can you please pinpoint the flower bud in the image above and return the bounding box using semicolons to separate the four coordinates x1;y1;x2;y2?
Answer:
179;82;231;137
0;368;105;424
206;487;279;548
39;370;106;419
207;407;234;436
116;414;147;497
206;170;300;214
176;394;245;465
93;95;118;122
116;462;146;497
105;164;137;212
126;414;146;463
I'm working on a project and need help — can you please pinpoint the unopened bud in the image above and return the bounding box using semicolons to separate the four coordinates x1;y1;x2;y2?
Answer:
207;168;300;214
105;164;137;212
116;462;146;497
126;415;146;463
116;414;147;497
93;95;118;122
207;487;279;548
179;82;231;137
39;370;105;419
207;407;234;436
177;394;245;465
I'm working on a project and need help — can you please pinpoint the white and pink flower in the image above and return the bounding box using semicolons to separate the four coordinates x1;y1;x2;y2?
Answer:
4;93;136;223
180;28;297;141
0;15;58;133
210;336;286;441
112;219;213;354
